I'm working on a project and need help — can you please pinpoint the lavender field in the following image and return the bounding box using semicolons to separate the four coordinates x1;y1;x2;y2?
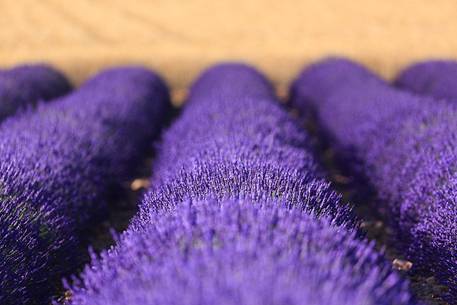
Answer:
0;59;455;305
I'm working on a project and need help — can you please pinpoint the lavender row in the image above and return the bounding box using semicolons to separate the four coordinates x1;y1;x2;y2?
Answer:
69;198;415;305
290;57;457;302
135;63;350;226
66;64;416;305
395;60;457;101
0;67;171;305
0;64;71;121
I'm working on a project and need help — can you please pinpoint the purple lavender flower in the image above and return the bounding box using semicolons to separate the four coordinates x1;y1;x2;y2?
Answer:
66;63;417;305
187;62;276;101
0;67;171;305
395;60;457;101
68;199;416;305
138;63;352;227
290;57;457;302
0;64;71;121
395;59;457;301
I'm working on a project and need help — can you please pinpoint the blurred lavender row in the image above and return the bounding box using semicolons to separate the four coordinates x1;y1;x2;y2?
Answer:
394;60;457;303
290;57;457;303
396;60;457;101
0;67;171;304
0;64;71;121
66;64;416;305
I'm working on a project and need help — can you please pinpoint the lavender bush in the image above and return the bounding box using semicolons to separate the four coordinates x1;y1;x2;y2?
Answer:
0;67;171;305
134;63;352;228
0;64;71;121
290;57;457;302
66;63;417;305
69;199;415;305
395;60;457;101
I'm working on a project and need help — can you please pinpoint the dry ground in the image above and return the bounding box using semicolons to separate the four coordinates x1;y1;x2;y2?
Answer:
2;0;457;104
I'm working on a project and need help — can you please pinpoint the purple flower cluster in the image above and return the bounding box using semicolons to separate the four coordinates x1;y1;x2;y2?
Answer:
0;67;171;305
67;63;416;305
395;60;457;101
0;64;71;121
69;199;414;305
135;63;352;228
290;57;457;302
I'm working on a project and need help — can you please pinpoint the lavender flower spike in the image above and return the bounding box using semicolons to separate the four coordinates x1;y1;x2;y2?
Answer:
291;57;457;302
0;64;71;121
395;60;457;102
0;67;171;305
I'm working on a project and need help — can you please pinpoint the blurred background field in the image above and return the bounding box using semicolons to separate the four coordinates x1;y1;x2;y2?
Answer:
2;0;457;103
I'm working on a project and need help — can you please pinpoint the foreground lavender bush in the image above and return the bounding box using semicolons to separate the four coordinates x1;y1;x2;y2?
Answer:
69;199;415;305
66;63;416;305
0;64;71;121
395;60;457;101
290;57;457;302
0;67;171;305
